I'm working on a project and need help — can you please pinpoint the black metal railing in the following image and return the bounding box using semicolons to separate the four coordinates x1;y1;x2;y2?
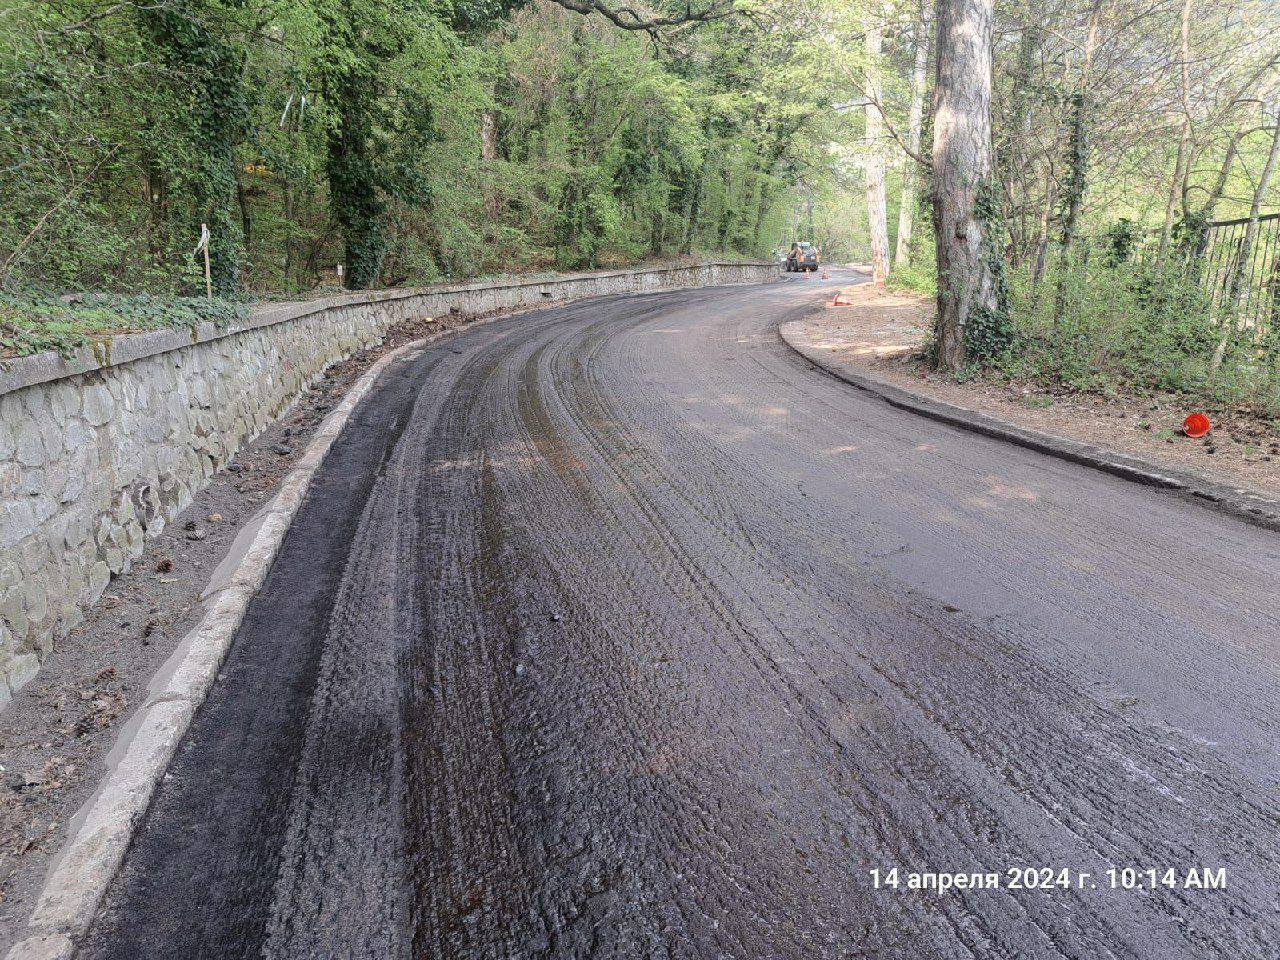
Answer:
1068;213;1280;348
1198;213;1280;343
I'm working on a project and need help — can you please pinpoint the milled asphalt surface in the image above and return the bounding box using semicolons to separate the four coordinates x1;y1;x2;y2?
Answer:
81;273;1280;959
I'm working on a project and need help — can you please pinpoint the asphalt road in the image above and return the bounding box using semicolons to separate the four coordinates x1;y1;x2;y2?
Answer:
84;273;1280;959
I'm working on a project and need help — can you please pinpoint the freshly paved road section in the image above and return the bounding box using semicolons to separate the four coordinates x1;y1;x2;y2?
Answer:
84;274;1280;959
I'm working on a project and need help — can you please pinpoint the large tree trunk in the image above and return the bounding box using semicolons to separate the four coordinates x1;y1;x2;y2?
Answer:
931;0;999;371
864;17;890;284
895;0;931;269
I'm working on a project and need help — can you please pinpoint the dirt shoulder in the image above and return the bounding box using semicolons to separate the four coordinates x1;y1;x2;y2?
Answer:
790;284;1280;498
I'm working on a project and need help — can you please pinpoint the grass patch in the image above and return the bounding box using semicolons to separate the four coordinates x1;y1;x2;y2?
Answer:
0;291;249;359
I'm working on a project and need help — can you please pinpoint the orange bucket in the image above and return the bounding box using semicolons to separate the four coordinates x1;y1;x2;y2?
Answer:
1183;413;1211;438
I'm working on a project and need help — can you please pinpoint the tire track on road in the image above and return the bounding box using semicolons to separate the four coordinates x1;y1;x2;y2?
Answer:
81;278;1280;960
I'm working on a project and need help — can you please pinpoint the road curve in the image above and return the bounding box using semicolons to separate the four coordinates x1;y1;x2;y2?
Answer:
83;274;1280;959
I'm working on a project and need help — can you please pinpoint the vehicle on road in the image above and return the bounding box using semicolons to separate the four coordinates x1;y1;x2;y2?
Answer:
785;241;820;272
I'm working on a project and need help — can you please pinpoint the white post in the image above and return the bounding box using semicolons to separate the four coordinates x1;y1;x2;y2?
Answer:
201;223;212;299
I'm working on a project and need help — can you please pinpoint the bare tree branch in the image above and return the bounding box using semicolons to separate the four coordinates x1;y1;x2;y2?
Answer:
44;1;169;36
546;0;738;36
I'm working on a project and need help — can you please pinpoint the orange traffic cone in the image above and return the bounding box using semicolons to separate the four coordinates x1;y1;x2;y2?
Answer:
1183;413;1211;438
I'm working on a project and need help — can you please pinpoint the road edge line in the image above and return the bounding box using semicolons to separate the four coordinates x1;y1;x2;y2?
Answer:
3;331;442;960
779;318;1280;534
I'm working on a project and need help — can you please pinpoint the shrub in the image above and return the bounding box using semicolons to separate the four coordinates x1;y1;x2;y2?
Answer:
995;255;1278;415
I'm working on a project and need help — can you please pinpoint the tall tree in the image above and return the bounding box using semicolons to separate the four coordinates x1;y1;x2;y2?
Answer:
931;0;1005;370
1210;109;1280;374
1157;0;1194;266
138;1;249;295
1051;0;1105;326
895;0;931;270
864;12;890;284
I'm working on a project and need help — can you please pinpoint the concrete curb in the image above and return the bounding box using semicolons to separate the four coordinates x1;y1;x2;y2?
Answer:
3;330;444;960
779;318;1280;534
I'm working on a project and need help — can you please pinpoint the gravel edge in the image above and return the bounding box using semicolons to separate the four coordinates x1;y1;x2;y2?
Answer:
779;318;1280;535
2;331;443;960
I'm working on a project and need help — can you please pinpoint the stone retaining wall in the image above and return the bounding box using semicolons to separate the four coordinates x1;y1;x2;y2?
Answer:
0;262;778;702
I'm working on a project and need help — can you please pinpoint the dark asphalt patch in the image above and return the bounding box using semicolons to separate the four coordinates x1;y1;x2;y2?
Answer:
82;279;1280;960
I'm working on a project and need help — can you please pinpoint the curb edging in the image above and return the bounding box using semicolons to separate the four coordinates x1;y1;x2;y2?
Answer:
3;331;443;960
780;318;1280;534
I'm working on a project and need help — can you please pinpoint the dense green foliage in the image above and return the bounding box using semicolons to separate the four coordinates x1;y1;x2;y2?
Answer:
897;251;1280;414
844;0;1280;410
0;0;852;302
1000;258;1280;411
7;0;1274;416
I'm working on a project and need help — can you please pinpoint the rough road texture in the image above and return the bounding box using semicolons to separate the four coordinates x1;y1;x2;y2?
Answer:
82;275;1280;959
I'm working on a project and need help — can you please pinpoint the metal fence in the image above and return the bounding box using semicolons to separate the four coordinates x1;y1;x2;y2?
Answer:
1198;213;1280;343
1078;213;1280;348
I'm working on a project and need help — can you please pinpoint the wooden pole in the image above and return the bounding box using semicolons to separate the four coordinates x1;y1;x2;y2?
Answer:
202;223;212;299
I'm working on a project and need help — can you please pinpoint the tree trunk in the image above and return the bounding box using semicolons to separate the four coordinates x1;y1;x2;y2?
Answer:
1001;15;1041;264
237;180;252;259
1234;120;1280;297
681;168;703;255
144;153;167;264
1158;0;1194;267
480;107;500;222
1158;119;1190;266
1210;116;1280;375
1197;132;1242;222
895;0;931;270
1031;174;1056;286
1057;0;1103;255
1052;0;1104;326
681;118;713;255
753;167;775;250
865;17;890;284
931;0;1000;371
328;80;387;290
139;3;247;295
